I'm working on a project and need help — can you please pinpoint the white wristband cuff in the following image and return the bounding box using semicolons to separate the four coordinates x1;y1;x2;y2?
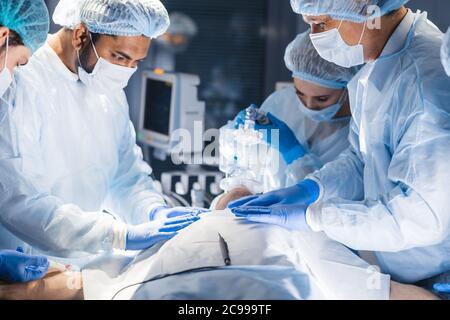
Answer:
111;222;128;250
306;200;324;232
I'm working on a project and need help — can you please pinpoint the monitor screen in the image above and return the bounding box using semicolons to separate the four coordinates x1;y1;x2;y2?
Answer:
143;78;174;136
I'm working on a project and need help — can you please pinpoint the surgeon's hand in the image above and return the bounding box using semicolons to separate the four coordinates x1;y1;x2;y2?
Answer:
433;283;450;294
233;204;310;231
149;205;209;221
0;250;49;283
228;179;320;209
255;113;305;165
125;214;200;251
233;109;247;129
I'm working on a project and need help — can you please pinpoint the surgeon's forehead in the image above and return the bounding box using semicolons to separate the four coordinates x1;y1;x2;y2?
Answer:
302;14;332;24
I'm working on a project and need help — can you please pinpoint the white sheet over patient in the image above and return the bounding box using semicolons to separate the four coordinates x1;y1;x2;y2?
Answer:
82;210;390;300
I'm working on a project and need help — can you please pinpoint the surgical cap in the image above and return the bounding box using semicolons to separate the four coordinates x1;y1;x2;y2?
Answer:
167;12;198;37
284;31;360;89
290;0;410;23
0;0;49;53
53;0;84;29
442;27;450;76
79;0;170;38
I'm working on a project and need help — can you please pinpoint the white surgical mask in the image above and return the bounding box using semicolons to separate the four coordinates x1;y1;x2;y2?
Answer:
78;34;137;92
0;36;13;97
309;20;366;68
298;90;347;122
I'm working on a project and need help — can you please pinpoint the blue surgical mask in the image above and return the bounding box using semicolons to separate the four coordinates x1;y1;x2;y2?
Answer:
298;91;347;122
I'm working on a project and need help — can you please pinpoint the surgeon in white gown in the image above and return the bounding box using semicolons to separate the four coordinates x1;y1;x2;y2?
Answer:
0;0;201;266
231;1;450;287
442;27;450;76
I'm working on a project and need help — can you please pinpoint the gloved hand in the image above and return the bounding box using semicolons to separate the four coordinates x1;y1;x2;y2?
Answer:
228;179;320;209
149;205;209;221
233;204;310;231
433;283;450;294
255;113;305;165
0;249;49;283
126;214;200;251
233;109;247;129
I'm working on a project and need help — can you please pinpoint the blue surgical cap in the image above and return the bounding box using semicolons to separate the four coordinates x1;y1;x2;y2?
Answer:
0;0;49;53
80;0;170;38
291;0;410;23
442;27;450;77
284;31;360;89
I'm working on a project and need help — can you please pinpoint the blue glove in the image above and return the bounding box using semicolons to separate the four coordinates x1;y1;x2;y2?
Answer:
228;179;320;209
233;204;310;231
433;283;450;294
149;206;209;221
255;113;305;165
0;249;49;283
126;214;200;251
233;109;247;129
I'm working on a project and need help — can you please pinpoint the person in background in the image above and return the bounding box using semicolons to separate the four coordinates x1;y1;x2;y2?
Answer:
214;31;359;209
125;11;198;127
150;12;198;71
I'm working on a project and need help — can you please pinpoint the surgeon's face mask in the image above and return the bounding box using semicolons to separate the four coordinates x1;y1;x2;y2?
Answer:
0;36;13;98
309;20;366;68
77;34;137;92
297;90;348;122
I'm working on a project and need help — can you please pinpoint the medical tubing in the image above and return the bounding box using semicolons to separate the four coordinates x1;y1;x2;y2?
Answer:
162;194;179;208
169;191;191;207
202;192;214;207
110;265;227;300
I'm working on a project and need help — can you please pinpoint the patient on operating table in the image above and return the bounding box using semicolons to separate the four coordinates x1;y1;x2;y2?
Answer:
0;205;440;300
0;187;251;300
0;262;438;300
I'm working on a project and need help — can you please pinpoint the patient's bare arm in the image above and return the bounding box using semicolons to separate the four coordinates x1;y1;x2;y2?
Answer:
0;270;84;300
214;186;253;210
0;271;438;300
389;281;440;300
